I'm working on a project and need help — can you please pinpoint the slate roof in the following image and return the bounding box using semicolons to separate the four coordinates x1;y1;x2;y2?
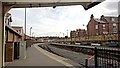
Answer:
94;18;107;23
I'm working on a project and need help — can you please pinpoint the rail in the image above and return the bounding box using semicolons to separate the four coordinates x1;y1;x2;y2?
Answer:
50;43;120;68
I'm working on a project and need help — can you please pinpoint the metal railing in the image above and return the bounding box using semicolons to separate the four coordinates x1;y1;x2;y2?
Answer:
50;43;120;68
94;47;120;68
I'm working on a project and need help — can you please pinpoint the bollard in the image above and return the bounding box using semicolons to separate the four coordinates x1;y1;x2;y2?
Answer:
85;59;88;68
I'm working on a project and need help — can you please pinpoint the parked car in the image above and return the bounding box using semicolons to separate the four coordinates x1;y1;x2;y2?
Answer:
80;42;91;46
108;42;118;47
91;43;101;46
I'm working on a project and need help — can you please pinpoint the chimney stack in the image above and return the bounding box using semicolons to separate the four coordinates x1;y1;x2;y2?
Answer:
90;14;94;19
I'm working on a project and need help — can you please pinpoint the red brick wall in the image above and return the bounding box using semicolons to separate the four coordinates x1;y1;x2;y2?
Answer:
5;42;14;62
109;21;118;34
98;23;109;35
87;19;98;36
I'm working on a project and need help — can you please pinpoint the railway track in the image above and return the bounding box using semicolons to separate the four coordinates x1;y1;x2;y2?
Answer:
38;44;94;67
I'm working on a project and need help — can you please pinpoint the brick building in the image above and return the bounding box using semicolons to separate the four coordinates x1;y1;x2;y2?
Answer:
106;17;118;34
70;30;76;38
12;26;24;45
70;29;87;38
5;13;22;62
87;14;118;36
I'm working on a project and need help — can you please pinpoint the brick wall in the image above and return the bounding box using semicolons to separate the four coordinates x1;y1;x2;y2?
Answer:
8;31;14;42
5;42;14;62
87;18;98;36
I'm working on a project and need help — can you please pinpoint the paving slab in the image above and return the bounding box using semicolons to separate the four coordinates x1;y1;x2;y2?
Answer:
5;43;83;68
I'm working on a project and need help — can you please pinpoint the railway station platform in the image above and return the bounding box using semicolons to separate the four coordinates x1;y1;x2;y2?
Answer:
5;43;82;68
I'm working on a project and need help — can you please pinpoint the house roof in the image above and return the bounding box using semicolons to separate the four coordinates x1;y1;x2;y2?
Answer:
105;16;118;22
94;18;107;23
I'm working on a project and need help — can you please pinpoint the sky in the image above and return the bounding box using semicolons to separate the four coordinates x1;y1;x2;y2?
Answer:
8;0;119;37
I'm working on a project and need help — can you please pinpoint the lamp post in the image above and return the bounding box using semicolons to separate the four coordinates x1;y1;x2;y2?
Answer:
63;33;65;43
24;8;26;41
70;31;72;44
63;33;65;37
67;30;68;37
23;8;27;59
30;27;32;39
32;32;34;38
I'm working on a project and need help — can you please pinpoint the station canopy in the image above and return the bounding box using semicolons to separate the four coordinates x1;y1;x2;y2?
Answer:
0;0;105;10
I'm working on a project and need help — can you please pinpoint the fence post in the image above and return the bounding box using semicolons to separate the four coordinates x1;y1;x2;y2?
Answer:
85;59;88;68
94;47;98;68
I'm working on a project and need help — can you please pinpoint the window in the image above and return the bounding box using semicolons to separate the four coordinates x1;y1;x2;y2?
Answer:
113;23;116;26
96;25;98;29
96;33;98;35
103;24;105;27
103;32;108;34
113;26;116;29
113;30;117;33
112;18;115;21
113;23;117;28
102;24;106;29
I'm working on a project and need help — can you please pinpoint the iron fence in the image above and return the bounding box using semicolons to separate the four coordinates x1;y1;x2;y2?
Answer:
94;47;120;68
50;43;120;68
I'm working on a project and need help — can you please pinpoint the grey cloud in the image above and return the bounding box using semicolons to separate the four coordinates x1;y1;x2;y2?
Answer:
118;1;120;15
105;10;118;16
105;0;120;2
87;1;118;16
102;1;119;16
104;2;118;10
26;7;64;20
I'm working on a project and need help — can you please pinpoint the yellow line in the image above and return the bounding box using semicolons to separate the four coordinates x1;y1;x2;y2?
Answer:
34;45;76;68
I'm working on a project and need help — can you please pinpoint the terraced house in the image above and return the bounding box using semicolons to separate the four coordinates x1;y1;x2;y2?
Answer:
87;14;118;36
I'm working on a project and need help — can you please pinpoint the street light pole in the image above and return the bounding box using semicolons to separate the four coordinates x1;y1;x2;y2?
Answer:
32;32;34;38
30;27;32;39
67;30;68;37
24;8;26;41
63;33;64;37
23;8;27;59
